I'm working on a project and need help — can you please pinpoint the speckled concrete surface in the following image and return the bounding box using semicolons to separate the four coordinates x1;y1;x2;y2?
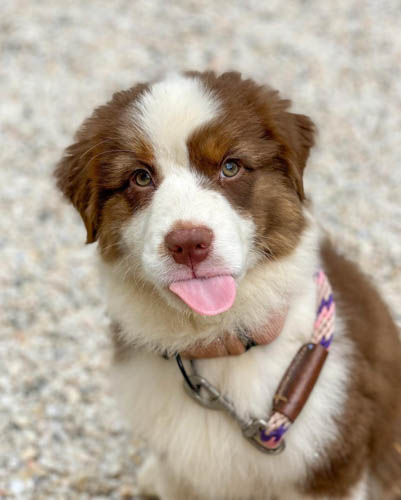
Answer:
1;1;400;498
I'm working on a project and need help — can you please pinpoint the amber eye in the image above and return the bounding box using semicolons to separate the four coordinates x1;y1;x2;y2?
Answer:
132;169;152;187
221;160;240;178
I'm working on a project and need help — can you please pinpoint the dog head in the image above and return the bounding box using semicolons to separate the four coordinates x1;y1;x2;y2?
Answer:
55;71;315;316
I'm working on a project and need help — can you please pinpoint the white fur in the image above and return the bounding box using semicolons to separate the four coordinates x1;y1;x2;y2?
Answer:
103;220;354;499
345;473;368;500
133;74;220;170
98;75;358;499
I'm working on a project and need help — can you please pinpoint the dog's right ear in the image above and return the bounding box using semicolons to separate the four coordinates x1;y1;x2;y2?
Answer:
55;83;149;243
55;129;102;244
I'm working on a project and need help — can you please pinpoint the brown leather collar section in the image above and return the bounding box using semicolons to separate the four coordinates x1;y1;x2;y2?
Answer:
273;342;328;422
180;311;287;359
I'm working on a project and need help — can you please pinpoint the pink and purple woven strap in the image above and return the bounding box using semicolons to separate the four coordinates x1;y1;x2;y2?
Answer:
257;270;335;450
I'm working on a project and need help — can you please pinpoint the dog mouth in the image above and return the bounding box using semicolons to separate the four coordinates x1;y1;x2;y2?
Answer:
169;275;236;316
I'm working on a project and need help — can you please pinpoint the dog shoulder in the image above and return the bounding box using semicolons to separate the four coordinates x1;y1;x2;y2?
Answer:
303;239;401;497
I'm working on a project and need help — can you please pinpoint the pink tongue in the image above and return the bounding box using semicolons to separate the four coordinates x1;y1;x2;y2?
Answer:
169;276;236;316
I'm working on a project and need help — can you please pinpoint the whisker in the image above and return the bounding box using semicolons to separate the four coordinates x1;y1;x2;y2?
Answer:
255;234;277;261
83;149;138;170
100;240;121;253
79;138;113;160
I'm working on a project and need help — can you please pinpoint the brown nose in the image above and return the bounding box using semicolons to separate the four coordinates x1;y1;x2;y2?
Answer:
165;226;213;267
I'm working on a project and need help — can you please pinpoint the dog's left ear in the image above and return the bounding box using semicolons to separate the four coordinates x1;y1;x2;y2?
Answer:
274;109;316;200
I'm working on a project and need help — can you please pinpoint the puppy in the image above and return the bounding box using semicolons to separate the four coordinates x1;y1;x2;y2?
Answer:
55;71;401;500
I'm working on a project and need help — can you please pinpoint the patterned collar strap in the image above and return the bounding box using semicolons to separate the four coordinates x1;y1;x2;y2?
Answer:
257;270;335;451
176;270;335;454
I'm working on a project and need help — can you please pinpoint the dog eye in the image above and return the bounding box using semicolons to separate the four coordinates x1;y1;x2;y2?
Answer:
221;160;240;178
132;169;152;187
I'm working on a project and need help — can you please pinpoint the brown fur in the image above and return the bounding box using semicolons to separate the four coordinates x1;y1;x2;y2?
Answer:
302;239;401;498
187;71;314;259
187;71;315;200
55;82;153;253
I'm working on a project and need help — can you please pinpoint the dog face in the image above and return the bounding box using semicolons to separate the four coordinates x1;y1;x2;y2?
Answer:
56;72;314;316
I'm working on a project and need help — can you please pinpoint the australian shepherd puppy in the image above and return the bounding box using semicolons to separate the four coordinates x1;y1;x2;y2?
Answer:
55;71;401;500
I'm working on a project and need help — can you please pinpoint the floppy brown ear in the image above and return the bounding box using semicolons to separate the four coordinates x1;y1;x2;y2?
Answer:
55;83;149;244
55;136;100;244
273;106;316;200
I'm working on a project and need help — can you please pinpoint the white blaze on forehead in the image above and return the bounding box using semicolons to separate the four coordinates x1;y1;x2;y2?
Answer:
133;74;220;167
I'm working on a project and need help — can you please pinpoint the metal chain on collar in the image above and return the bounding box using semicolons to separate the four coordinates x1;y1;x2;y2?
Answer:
177;356;285;455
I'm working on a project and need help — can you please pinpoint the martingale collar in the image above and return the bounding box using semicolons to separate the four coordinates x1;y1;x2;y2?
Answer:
176;270;335;454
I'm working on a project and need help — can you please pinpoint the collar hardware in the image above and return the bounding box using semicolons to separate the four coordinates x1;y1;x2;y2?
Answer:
179;362;286;455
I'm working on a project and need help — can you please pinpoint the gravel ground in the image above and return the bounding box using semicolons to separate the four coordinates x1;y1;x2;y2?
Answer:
1;1;400;498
